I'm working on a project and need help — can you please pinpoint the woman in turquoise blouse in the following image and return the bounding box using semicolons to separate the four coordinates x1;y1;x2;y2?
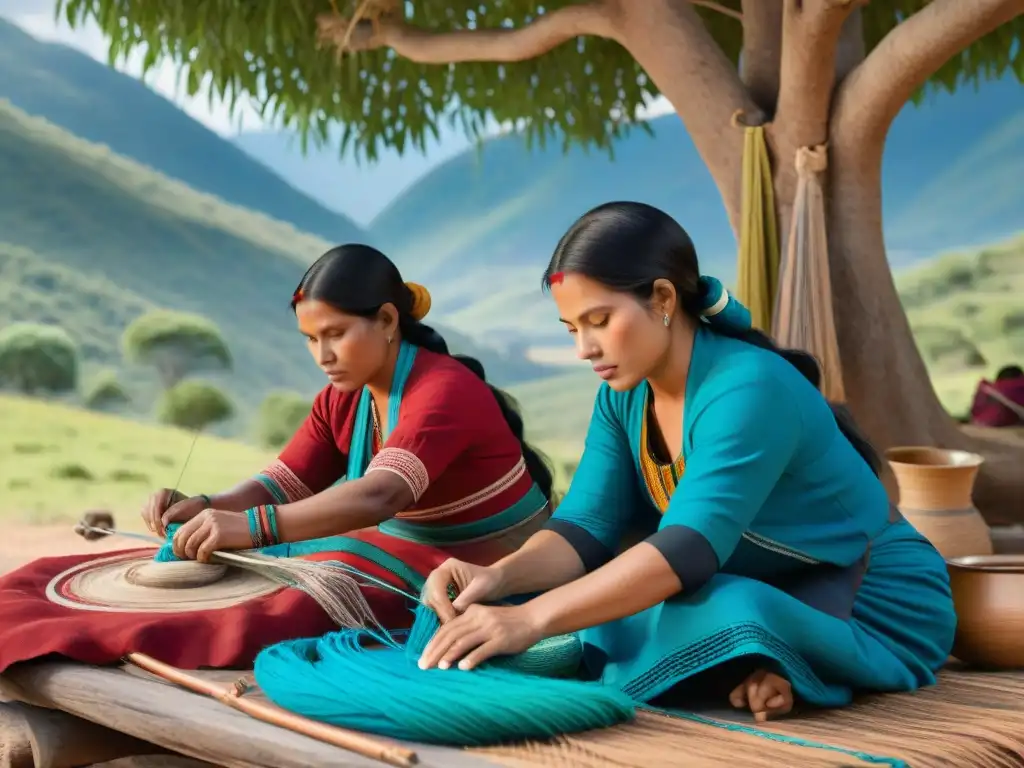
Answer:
416;201;956;721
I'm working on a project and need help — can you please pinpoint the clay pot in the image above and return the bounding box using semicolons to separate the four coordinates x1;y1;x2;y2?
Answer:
948;555;1024;669
885;446;992;559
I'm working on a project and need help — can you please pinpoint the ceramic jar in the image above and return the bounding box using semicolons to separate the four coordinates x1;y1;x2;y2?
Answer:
885;446;993;559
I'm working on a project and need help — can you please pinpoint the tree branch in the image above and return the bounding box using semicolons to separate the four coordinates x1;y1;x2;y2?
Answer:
608;0;759;229
691;1;744;22
832;0;1024;152
316;2;615;63
834;8;865;84
774;0;863;148
740;0;784;114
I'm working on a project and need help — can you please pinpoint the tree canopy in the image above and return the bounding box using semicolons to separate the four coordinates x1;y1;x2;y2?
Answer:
158;379;234;430
122;309;232;389
56;0;1022;161
0;322;79;395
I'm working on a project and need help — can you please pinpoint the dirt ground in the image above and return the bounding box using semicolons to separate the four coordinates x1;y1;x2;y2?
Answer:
0;524;136;576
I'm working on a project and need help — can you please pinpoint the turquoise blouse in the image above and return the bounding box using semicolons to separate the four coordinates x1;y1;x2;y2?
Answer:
546;326;893;611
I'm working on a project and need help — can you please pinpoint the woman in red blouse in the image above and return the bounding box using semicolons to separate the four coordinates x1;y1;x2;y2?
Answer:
0;244;553;671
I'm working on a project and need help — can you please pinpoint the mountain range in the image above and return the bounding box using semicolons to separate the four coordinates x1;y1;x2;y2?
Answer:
231;76;1023;345
0;14;1020;423
0;18;364;245
361;77;1023;344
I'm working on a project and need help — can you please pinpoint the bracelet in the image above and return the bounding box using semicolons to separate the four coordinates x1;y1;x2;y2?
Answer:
245;507;266;549
244;504;280;549
198;494;212;508
264;504;280;544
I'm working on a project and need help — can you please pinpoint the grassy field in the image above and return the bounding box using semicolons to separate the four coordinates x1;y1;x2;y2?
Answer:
0;394;273;527
1;233;1020;526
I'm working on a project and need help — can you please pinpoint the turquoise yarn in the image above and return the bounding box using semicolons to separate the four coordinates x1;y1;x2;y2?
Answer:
255;603;636;746
402;607;584;679
153;523;182;562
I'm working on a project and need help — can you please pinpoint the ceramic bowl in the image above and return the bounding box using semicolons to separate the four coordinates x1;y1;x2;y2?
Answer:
948;555;1024;669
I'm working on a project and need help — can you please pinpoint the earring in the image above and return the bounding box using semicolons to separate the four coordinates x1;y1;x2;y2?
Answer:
387;335;393;345
663;313;670;327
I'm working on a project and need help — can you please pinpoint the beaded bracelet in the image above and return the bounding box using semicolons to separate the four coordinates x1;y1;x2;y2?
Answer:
244;504;280;549
245;507;266;549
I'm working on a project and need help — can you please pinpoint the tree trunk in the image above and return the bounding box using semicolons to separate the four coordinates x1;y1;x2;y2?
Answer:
344;0;1024;524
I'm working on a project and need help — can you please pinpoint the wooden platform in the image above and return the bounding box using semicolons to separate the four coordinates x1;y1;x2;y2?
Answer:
0;662;497;768
5;660;1024;768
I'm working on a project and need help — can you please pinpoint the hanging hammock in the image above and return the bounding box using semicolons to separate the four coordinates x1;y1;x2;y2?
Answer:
734;118;780;334
771;145;847;403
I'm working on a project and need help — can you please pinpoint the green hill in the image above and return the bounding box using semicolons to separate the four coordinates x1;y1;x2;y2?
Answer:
0;98;331;413
0;99;556;426
0;18;365;245
509;234;1024;464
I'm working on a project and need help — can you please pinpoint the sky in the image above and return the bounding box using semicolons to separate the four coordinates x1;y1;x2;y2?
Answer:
2;1;674;139
2;1;265;135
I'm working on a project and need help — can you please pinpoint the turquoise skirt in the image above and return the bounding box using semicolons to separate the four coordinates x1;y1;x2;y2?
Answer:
582;518;956;707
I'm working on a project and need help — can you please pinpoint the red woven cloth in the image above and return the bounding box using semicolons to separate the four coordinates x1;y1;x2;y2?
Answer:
970;378;1024;427
0;534;448;673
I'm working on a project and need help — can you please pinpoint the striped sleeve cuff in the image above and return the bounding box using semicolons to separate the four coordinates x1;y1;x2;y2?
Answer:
644;524;720;595
544;519;614;573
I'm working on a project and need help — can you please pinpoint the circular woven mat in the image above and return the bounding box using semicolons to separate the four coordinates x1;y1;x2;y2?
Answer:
45;551;283;613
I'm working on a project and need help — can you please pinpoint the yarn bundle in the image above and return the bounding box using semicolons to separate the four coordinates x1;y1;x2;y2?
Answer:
255;603;637;746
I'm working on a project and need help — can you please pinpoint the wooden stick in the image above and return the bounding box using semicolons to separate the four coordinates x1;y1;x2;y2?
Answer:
125;653;419;768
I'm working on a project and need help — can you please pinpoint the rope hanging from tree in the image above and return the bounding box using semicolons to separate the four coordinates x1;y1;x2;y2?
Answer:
733;114;780;334
772;145;847;403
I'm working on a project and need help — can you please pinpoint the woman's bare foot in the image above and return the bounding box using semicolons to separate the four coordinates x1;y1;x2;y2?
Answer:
728;668;793;722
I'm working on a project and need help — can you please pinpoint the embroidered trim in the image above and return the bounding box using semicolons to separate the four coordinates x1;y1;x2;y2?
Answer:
254;459;313;503
396;457;528;522
638;390;685;514
741;530;820;564
366;448;430;501
379;485;550;546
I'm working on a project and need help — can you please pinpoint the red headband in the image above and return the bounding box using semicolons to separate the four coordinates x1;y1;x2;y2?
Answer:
292;288;305;304
549;271;566;285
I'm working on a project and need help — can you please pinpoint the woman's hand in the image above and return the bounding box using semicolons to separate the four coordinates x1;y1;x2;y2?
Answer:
417;603;544;672
171;509;253;563
142;489;210;536
421;558;506;623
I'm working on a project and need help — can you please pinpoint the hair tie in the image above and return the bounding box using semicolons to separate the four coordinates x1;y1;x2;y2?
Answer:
698;276;751;332
405;282;432;321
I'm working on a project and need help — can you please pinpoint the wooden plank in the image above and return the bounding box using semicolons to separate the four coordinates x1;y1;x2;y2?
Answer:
0;662;498;768
93;759;216;768
0;699;164;768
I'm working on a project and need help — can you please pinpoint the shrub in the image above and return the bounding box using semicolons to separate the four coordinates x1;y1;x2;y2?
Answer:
256;390;312;449
83;368;130;411
157;380;234;431
0;323;78;395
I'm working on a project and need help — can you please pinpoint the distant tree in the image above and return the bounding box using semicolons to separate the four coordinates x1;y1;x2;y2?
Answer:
256;390;313;449
157;380;234;431
63;0;1024;513
122;310;231;389
83;368;131;412
0;323;78;395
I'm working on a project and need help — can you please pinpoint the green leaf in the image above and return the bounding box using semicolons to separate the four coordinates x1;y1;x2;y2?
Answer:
56;0;1022;161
